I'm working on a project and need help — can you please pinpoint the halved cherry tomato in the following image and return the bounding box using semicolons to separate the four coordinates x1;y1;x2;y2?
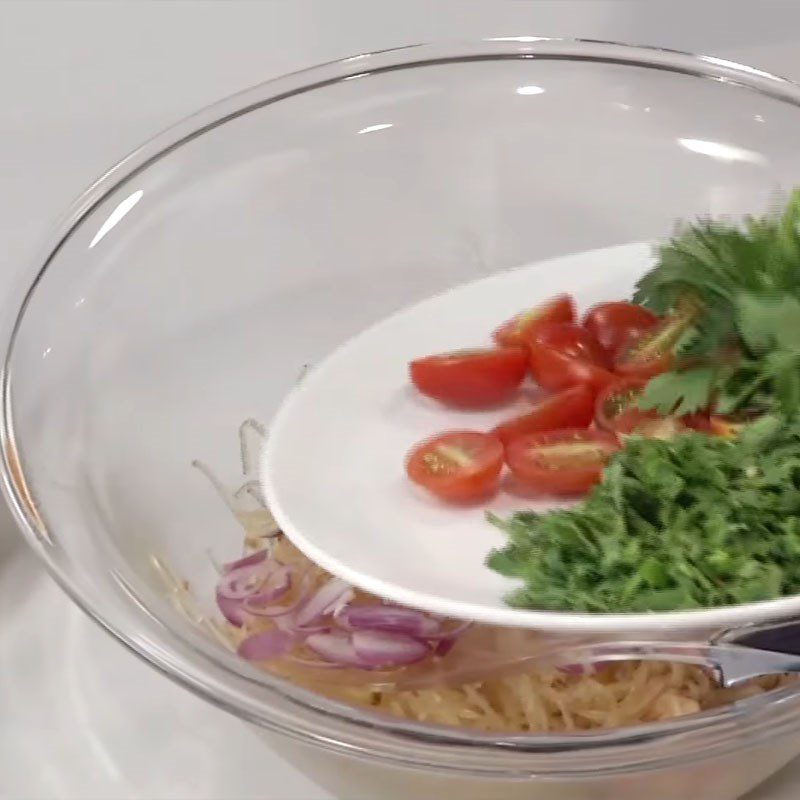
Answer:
683;412;711;433
505;429;620;495
493;294;576;349
582;301;659;356
614;315;690;379
595;378;657;434
492;385;595;447
529;323;615;393
409;347;527;408
406;430;504;501
530;323;610;366
529;347;616;393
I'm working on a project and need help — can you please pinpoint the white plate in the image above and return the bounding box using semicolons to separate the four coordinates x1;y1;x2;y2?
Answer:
262;243;800;635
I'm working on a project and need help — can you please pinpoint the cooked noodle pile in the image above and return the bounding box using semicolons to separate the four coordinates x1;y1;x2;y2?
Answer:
340;663;783;733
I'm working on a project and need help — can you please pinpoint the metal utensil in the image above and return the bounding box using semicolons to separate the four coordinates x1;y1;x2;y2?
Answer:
540;617;800;688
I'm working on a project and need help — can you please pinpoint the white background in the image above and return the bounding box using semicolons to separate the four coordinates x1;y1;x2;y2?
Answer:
5;2;800;798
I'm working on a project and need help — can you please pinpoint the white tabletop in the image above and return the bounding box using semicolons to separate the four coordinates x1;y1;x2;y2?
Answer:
4;2;800;798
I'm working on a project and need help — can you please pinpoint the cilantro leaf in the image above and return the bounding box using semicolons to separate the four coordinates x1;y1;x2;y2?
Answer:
769;351;800;412
736;293;800;354
714;362;769;415
632;190;800;417
638;367;716;416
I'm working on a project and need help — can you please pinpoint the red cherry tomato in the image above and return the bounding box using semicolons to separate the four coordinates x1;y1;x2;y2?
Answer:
531;323;610;366
683;412;712;433
613;315;689;379
529;347;616;394
594;378;657;434
528;323;616;393
505;429;620;495
582;301;659;356
405;430;504;502
493;294;576;349
409;347;527;408
492;385;596;448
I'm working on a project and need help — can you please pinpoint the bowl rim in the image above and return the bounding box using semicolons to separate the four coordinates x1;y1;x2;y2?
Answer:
5;36;800;776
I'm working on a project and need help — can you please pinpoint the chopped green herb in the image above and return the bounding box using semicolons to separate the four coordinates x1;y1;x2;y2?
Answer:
487;418;800;612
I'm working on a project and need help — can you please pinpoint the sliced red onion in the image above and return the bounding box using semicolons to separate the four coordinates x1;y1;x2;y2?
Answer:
426;620;472;642
286;654;345;670
244;597;299;618
247;564;291;604
282;621;329;635
218;548;473;674
218;566;290;624
295;577;353;628
329;587;355;617
216;589;248;627
335;605;441;638
237;629;294;661
223;549;267;572
217;560;275;601
434;636;457;657
246;570;314;618
351;630;430;668
305;631;364;667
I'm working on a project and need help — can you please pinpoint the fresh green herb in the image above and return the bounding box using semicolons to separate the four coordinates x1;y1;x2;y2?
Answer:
487;418;800;612
640;367;717;417
634;190;800;417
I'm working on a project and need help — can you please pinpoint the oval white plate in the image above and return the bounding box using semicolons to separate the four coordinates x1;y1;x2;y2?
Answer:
262;242;800;635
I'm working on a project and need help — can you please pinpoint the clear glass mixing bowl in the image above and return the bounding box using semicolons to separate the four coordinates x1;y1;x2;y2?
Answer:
6;38;800;800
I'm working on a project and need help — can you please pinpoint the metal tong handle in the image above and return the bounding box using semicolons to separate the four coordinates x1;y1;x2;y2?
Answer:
544;618;800;688
541;640;800;687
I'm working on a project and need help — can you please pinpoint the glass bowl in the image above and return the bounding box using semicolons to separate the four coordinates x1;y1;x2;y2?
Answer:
6;38;800;800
